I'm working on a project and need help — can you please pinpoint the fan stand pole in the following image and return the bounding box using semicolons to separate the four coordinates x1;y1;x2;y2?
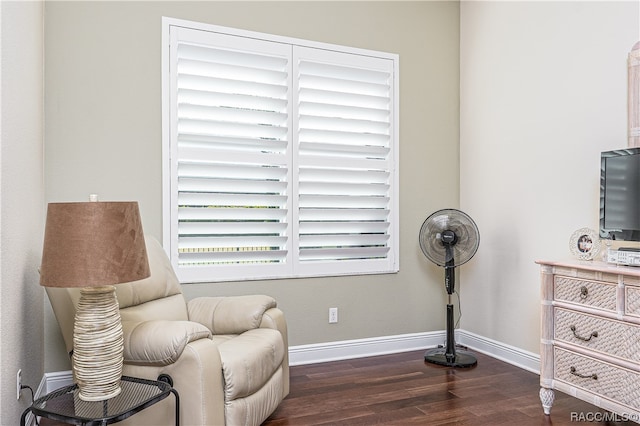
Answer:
424;262;477;368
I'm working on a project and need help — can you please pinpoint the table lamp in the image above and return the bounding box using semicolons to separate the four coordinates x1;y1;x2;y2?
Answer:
39;197;150;402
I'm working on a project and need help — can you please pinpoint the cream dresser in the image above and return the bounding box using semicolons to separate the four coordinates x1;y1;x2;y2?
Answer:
538;260;640;422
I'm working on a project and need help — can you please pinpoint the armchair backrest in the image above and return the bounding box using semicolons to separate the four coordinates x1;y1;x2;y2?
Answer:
117;237;188;322
46;236;189;356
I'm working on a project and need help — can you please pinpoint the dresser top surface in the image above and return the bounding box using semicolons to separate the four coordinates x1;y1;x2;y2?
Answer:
536;259;640;277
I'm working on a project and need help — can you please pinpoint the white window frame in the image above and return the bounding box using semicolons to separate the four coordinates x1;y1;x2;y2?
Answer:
162;17;399;283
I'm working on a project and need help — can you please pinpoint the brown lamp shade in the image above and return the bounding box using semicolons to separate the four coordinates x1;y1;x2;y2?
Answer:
40;201;150;288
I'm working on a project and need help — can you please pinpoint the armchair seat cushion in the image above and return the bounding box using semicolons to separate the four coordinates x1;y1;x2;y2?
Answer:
218;328;285;401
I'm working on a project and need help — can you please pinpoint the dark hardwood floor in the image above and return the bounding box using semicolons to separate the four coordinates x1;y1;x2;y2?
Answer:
38;348;633;425
263;349;633;425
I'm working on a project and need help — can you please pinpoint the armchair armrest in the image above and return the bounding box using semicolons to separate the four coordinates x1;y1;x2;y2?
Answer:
187;295;277;334
121;320;211;365
260;307;290;397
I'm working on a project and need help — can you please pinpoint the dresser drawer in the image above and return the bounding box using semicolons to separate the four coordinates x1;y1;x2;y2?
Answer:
626;286;640;318
554;308;640;363
554;276;616;312
554;347;640;411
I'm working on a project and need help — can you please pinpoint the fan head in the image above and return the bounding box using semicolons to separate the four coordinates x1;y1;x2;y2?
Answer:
419;209;480;267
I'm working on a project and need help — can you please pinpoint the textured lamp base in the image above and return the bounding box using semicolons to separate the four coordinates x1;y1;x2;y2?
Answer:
73;285;124;402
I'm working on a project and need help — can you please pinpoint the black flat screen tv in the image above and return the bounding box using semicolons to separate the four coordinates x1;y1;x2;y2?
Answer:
599;147;640;242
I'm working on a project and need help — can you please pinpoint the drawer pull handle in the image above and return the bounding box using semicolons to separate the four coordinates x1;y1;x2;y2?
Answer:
570;366;597;380
580;286;589;299
570;325;598;342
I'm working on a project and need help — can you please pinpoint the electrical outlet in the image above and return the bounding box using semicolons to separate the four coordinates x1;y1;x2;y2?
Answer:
329;307;338;324
16;369;22;400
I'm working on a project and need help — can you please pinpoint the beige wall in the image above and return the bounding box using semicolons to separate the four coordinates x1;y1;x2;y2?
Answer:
44;1;461;372
460;1;640;354
4;2;638;417
0;1;45;423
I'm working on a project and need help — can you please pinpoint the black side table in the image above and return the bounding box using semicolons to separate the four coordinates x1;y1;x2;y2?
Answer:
20;376;180;426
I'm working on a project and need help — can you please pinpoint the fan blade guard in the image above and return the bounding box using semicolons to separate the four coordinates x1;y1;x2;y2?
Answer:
419;208;480;267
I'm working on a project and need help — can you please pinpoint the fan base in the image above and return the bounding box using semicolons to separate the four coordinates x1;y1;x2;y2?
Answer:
424;348;477;368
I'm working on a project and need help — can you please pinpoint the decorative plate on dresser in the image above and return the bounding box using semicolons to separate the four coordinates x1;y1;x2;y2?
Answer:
537;260;640;423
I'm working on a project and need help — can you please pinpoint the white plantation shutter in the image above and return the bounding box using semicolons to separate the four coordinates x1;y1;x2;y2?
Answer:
164;19;398;283
294;48;396;275
168;27;293;282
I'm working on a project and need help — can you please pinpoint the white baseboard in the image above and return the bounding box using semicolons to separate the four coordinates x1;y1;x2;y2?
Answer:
41;370;74;393
288;330;446;366
288;329;540;374
37;329;540;399
456;329;540;374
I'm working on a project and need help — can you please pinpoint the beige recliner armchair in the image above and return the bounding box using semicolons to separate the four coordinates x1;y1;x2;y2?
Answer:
46;236;289;426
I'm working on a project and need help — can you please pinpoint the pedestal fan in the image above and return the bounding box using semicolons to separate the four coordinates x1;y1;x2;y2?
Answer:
419;208;480;367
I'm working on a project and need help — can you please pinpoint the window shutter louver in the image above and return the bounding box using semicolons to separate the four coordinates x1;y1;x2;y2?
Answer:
165;20;398;282
295;48;396;275
170;28;293;281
